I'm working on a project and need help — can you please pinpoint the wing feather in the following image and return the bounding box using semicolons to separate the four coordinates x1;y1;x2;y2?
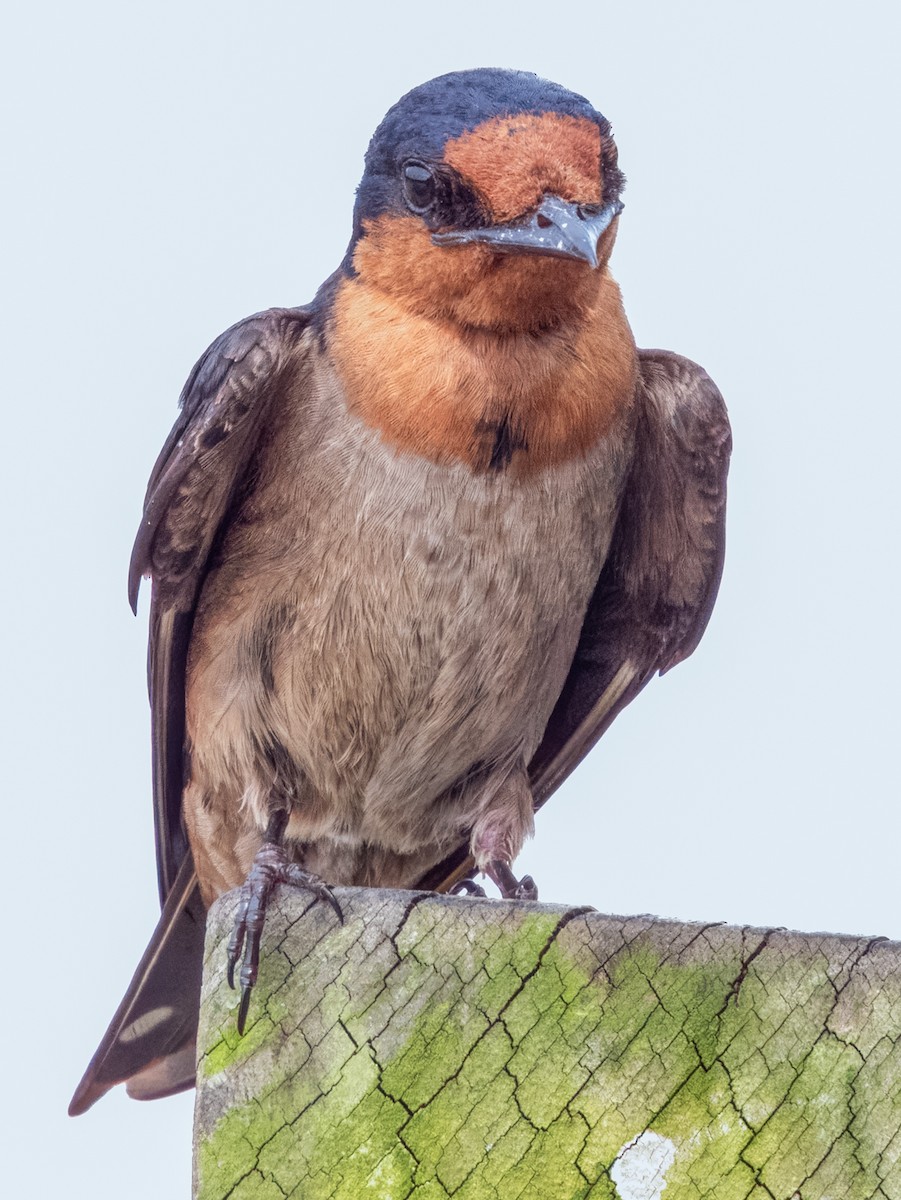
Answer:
70;307;311;1113
422;348;731;892
130;307;311;901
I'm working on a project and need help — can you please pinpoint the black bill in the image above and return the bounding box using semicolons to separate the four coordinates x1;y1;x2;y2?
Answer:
432;195;623;268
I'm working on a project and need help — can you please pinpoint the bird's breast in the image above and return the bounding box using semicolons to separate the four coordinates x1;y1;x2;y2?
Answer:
186;334;633;850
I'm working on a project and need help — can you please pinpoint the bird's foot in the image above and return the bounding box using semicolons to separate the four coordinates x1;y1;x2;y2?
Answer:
485;859;539;901
226;842;342;1033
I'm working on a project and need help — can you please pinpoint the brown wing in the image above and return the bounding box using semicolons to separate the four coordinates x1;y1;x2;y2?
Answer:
421;348;731;891
69;307;311;1114
129;306;312;902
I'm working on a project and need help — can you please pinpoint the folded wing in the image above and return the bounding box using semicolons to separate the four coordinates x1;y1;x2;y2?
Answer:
70;308;311;1114
131;307;312;901
422;349;731;890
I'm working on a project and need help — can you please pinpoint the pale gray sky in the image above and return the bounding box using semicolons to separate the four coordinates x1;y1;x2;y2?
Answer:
3;2;898;1196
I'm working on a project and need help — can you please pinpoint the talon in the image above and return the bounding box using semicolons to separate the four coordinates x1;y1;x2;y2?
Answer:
451;878;488;898
283;864;343;923
485;859;539;902
514;874;538;902
237;987;253;1036
227;841;340;1033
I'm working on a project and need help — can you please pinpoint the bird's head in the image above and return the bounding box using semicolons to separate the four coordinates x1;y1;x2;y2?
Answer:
346;69;625;333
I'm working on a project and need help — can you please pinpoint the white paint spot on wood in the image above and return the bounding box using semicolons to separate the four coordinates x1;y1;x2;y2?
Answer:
611;1131;678;1200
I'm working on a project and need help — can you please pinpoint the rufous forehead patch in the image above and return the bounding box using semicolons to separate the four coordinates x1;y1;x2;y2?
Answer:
444;113;603;222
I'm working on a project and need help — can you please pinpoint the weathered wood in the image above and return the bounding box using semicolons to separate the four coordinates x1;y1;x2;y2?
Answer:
194;890;901;1200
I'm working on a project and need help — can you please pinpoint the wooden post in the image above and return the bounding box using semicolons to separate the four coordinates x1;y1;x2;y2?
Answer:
193;889;901;1200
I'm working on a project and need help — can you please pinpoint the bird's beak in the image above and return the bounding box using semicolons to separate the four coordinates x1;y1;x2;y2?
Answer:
432;195;623;268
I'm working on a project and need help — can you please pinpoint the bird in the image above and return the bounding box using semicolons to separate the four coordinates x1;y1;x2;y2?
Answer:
69;67;731;1115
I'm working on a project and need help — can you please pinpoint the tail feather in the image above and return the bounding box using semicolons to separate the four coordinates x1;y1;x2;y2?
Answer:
69;855;206;1116
125;1044;198;1102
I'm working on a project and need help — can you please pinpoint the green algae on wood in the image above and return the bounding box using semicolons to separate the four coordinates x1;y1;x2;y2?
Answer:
193;890;901;1200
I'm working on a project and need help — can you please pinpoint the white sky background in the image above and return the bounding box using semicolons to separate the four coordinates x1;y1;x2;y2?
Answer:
3;2;899;1195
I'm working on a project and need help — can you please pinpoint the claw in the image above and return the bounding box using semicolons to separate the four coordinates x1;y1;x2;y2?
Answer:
237;987;253;1037
485;859;540;902
451;877;488;898
513;874;538;902
282;861;344;924
226;841;340;1033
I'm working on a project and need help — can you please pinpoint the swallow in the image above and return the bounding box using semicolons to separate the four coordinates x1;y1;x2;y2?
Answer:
70;68;730;1115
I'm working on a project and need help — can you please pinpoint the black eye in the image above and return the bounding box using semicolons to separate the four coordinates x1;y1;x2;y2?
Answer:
402;161;437;212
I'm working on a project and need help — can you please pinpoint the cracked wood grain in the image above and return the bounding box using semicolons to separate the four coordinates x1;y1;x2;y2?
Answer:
192;890;901;1200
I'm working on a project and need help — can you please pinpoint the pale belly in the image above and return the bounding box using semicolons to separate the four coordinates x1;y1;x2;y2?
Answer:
185;363;631;868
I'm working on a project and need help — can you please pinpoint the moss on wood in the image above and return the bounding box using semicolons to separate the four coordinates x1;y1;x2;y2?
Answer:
193;890;901;1200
